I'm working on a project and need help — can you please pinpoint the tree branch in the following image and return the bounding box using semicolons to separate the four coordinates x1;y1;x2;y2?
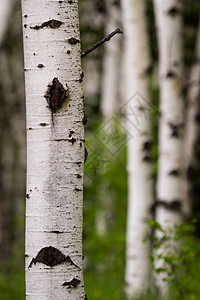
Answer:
81;28;123;58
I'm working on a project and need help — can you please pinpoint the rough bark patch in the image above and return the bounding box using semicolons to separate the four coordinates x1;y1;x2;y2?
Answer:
30;20;62;30
62;277;81;288
28;246;80;268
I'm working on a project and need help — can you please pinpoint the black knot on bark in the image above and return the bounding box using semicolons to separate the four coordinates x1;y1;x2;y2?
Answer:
28;246;80;269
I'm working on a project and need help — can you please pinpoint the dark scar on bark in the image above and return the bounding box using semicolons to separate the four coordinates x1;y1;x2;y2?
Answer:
145;65;153;75
168;122;183;138
37;64;44;68
168;169;180;176
156;199;182;211
62;277;81;288
84;294;88;300
166;70;177;78
28;246;80;269
40;123;48;127
82;112;88;125
143;141;152;151
84;147;88;163
68;37;80;45
167;6;180;17
79;72;84;82
142;155;152;162
44;77;70;125
30;19;62;30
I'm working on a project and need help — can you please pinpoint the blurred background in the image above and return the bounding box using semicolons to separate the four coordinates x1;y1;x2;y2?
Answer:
0;0;200;299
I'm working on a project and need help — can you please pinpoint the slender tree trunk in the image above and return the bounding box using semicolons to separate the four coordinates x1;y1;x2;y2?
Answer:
0;0;13;45
154;0;184;295
21;0;86;298
100;0;121;118
95;0;122;236
183;19;200;216
122;0;153;297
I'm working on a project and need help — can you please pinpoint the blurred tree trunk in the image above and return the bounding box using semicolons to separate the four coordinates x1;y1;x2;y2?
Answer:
0;0;25;267
96;0;122;237
21;0;86;298
100;0;121;118
0;0;13;44
122;0;153;297
154;0;184;296
80;0;104;120
183;19;200;216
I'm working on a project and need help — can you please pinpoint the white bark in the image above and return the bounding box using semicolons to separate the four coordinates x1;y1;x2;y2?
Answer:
154;0;184;295
0;0;13;45
183;20;200;216
21;1;85;299
122;0;153;297
100;0;121;117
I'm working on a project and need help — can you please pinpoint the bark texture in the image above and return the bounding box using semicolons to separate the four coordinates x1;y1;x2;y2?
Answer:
122;0;153;297
154;0;184;295
22;0;85;298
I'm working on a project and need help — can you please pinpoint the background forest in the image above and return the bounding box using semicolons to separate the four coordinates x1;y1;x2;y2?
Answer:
0;0;200;299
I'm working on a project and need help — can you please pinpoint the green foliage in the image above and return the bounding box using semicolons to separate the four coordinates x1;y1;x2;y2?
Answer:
149;219;200;300
0;242;25;300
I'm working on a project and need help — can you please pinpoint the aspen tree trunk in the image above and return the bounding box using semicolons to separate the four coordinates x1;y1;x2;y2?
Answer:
154;0;184;295
122;0;153;297
21;1;86;299
100;0;121;118
0;0;13;44
95;0;121;236
183;19;200;216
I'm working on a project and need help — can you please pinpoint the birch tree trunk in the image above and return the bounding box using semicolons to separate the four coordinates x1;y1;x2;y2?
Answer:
154;0;184;295
122;0;153;297
21;1;86;299
183;19;200;216
100;0;121;118
0;0;13;45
